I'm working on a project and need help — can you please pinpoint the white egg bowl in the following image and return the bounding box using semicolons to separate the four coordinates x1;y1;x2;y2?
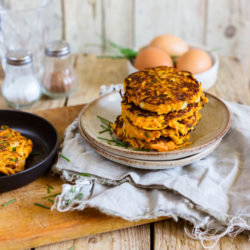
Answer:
127;44;219;90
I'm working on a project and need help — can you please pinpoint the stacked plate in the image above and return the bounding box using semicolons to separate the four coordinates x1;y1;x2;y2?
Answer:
78;91;231;170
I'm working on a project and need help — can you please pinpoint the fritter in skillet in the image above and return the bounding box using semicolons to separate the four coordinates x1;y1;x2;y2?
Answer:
0;126;33;175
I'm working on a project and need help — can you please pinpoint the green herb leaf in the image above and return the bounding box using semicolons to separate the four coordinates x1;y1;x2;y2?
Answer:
71;186;76;193
68;246;76;250
47;184;54;194
145;131;150;138
42;193;61;199
6;133;10;138
99;129;110;134
79;173;91;177
48;199;54;203
97;115;112;126
59;153;70;162
74;193;83;200
66;199;72;206
12;147;16;152
9;158;17;162
34;203;50;209
132;148;150;152
1;198;16;207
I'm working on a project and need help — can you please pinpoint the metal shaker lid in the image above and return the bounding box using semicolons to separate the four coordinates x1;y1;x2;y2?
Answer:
6;50;32;66
45;40;70;57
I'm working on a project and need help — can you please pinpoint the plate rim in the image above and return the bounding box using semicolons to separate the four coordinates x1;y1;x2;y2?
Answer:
79;91;231;157
78;124;221;169
0;109;59;180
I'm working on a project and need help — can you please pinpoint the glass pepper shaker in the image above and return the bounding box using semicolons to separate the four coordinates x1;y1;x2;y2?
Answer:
1;50;41;108
42;40;77;98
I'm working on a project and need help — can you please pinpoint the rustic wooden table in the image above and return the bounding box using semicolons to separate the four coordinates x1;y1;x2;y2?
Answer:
0;54;249;249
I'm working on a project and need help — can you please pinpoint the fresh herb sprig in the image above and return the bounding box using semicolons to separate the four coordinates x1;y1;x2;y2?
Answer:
42;193;61;199
96;38;138;60
97;116;129;148
47;184;54;194
1;198;16;207
34;203;50;209
59;153;70;162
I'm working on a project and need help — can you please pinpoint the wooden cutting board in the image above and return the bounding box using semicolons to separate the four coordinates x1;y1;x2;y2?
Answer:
0;105;167;250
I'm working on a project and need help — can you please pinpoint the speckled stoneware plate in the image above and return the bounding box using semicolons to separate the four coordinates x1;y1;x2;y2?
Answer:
79;91;230;161
78;124;221;170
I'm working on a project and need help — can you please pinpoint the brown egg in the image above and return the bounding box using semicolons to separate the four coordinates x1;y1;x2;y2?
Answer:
176;49;212;74
150;34;189;57
134;47;173;70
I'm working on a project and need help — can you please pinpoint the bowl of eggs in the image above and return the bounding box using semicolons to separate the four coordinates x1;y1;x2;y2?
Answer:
128;34;219;90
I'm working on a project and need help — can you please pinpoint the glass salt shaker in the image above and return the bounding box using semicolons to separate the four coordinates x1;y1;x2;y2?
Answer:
42;40;78;98
1;50;41;108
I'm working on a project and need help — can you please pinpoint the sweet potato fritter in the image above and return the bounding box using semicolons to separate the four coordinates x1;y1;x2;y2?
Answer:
111;116;194;148
0;126;33;175
124;66;205;115
121;96;204;131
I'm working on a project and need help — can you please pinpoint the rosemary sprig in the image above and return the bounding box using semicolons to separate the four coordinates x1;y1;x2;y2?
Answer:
34;203;50;209
48;199;54;204
59;153;70;162
1;198;16;207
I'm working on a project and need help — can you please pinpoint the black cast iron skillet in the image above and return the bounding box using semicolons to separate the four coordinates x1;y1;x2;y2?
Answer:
0;110;58;193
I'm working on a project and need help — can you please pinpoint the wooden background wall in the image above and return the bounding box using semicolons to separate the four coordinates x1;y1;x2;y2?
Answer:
51;0;250;70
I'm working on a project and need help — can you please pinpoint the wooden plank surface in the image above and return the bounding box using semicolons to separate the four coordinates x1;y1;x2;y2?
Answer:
134;0;206;48
205;0;250;70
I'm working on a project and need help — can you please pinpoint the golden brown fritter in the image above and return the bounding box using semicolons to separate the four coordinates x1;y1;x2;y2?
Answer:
124;66;205;114
111;115;193;147
0;126;33;175
121;96;204;131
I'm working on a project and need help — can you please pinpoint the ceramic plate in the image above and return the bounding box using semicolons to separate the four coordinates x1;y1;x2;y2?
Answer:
79;91;230;161
79;125;220;170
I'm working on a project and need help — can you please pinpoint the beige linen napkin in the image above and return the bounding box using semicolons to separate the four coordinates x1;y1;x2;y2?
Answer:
52;94;250;248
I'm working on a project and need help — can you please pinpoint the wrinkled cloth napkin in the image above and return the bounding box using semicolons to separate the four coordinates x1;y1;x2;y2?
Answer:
52;87;250;248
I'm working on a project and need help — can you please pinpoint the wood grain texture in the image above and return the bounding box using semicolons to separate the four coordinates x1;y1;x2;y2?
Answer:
64;0;103;53
67;54;129;106
209;56;250;105
154;219;250;250
103;0;134;49
36;224;150;250
205;0;250;70
134;0;206;48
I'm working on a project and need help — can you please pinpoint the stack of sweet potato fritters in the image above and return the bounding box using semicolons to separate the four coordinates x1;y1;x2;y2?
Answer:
112;66;208;152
